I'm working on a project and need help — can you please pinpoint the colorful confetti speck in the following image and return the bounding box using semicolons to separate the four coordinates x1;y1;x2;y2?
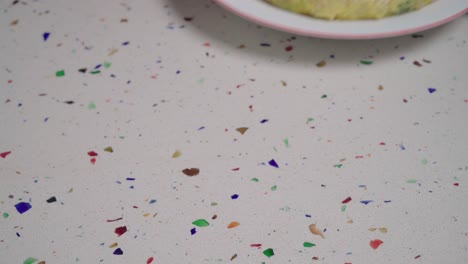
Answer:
231;194;239;199
0;151;11;158
428;88;437;93
42;32;50;41
15;202;32;214
192;219;209;227
55;70;65;77
227;221;240;229
113;248;123;255
23;257;38;264
370;239;383;250
263;248;274;258
182;168;199;176
303;242;316;248
309;224;325;239
114;226;127;236
268;159;279;168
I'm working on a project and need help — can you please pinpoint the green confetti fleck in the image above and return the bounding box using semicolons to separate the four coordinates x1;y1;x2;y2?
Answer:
334;164;343;168
321;94;327;99
360;60;373;65
341;205;347;212
283;138;289;148
3;212;9;219
90;70;101;74
192;219;209;227
87;101;96;110
273;147;278;152
421;158;428;165
263;248;274;258
23;257;38;264
270;185;277;191
406;179;417;184
303;242;316;248
251;178;259;182
211;202;218;206
104;147;113;153
307;117;314;123
55;70;65;77
103;61;112;68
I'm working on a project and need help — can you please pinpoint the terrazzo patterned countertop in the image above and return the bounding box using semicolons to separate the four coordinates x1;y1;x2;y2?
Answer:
1;1;467;263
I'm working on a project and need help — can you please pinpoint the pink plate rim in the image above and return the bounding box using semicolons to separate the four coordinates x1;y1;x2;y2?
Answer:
214;0;468;39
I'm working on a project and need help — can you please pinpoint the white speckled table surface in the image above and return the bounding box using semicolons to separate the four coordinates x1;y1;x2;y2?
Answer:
1;1;467;263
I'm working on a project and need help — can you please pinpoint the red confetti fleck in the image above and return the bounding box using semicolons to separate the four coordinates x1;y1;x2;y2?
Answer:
0;151;12;159
150;74;158;79
403;98;408;103
249;105;253;112
312;257;319;260
250;244;262;248
90;158;96;164
8;80;13;84
87;151;98;157
341;197;352;204
370;239;383;250
114;226;127;236
355;156;364;159
454;183;459;186
285;45;293;52
464;99;468;103
106;217;123;222
147;257;154;264
231;168;240;171
415;255;421;259
379;142;386;146
236;84;245;88
203;42;211;47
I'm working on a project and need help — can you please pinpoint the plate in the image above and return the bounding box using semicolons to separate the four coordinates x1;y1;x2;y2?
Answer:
214;0;468;39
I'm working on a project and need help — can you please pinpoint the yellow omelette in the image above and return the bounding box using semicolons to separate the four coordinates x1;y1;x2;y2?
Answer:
265;0;433;20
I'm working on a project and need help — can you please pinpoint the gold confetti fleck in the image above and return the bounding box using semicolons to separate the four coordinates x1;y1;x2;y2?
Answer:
172;150;181;158
379;227;388;234
309;224;325;238
347;219;353;224
236;127;248;135
108;48;119;56
378;85;384;91
280;80;287;87
38;262;46;264
120;18;128;23
238;44;246;49
316;60;327;68
368;227;377;232
230;253;238;261
109;242;118;248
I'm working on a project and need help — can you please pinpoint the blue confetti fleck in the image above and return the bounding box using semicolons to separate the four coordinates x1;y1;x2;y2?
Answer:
268;159;279;168
190;228;197;235
384;200;392;203
198;126;205;131
113;248;123;255
260;119;269;123
428;88;436;93
399;144;406;150
14;202;32;214
231;194;239;200
360;200;373;205
149;199;157;204
305;214;311;218
126;178;135;181
43;32;50;41
122;41;130;46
